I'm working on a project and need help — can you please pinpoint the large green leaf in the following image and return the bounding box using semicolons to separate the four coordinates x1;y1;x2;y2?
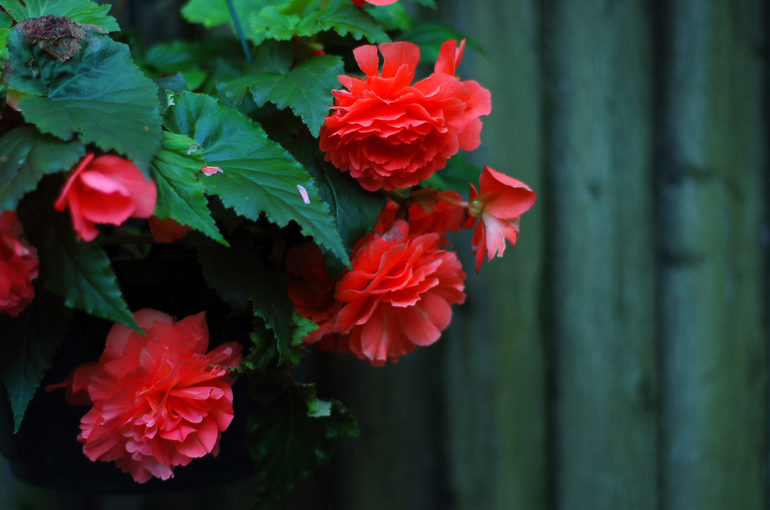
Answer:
0;0;120;32
22;206;140;333
195;236;303;365
166;92;348;264
6;26;161;172
247;373;358;509
221;54;342;136
294;0;389;43
0;291;69;433
181;0;273;43
0;126;85;211
151;131;225;244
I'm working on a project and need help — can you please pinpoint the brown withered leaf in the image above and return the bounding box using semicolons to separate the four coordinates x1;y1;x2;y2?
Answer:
18;15;87;62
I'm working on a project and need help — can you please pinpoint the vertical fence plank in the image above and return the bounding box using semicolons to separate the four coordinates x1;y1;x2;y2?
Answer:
543;1;658;509
437;1;547;509
657;1;767;509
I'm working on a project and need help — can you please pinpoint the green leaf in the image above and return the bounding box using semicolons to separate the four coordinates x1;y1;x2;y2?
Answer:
7;26;162;172
0;10;11;62
423;153;481;193
295;0;389;43
266;120;384;257
166;92;348;264
248;5;301;43
399;21;483;63
226;55;342;136
0;0;120;32
151;131;225;244
366;2;411;32
181;0;273;43
0;291;69;433
0;126;85;211
194;236;301;365
23;206;140;333
247;373;358;509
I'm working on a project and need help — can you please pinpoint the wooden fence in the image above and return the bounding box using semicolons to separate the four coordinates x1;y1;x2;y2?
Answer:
1;1;767;509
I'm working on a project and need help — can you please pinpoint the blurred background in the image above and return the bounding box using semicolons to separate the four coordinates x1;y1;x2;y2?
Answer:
1;0;767;509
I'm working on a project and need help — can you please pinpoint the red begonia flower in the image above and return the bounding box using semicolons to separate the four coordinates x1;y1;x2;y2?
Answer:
334;219;466;365
55;154;157;241
468;166;536;272
67;309;242;483
320;40;491;191
148;217;192;243
0;211;38;316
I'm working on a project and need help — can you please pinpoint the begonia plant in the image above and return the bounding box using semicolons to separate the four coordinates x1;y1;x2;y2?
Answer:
0;0;534;504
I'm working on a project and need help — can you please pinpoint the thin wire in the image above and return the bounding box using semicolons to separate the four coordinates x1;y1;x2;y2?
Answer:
226;0;253;65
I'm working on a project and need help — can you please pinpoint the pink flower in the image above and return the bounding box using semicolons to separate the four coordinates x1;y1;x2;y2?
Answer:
54;154;157;241
320;40;491;191
468;166;536;272
67;309;242;483
335;219;466;365
0;211;38;316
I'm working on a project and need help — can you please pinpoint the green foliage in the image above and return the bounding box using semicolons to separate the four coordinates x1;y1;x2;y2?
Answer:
0;291;69;433
0;126;85;211
292;0;389;42
181;0;272;43
0;0;120;32
22;205;140;333
220;52;343;136
0;10;11;61
166;92;348;264
195;236;308;366
151;131;225;243
423;153;481;193
247;373;358;508
400;20;482;62
6;27;162;172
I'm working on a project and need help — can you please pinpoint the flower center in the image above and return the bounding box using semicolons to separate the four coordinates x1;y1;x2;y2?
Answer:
468;198;485;217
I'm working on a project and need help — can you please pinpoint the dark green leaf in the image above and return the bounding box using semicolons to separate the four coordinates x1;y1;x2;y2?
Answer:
0;126;85;211
0;0;120;32
247;373;358;509
248;6;301;44
181;0;272;43
399;21;483;63
366;2;411;32
407;0;436;7
166;92;348;264
0;10;11;61
0;291;69;433
227;55;342;136
295;0;389;43
24;207;140;332
195;236;302;365
7;27;162;172
151;131;225;244
423;153;481;193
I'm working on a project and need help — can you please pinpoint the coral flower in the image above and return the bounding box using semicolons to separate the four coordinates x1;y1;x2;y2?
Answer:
335;219;466;365
468;166;536;272
55;154;157;241
320;40;491;191
67;309;242;483
0;211;38;316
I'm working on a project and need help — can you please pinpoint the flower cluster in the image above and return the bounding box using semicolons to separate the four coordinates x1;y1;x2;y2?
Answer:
1;0;535;492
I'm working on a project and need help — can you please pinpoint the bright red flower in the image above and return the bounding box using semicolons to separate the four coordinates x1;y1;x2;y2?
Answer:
320;40;491;191
55;154;157;242
334;219;466;365
0;211;38;316
68;309;242;483
148;217;192;243
468;166;536;272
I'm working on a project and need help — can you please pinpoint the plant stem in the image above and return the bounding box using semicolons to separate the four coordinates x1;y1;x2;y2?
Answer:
226;0;253;65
